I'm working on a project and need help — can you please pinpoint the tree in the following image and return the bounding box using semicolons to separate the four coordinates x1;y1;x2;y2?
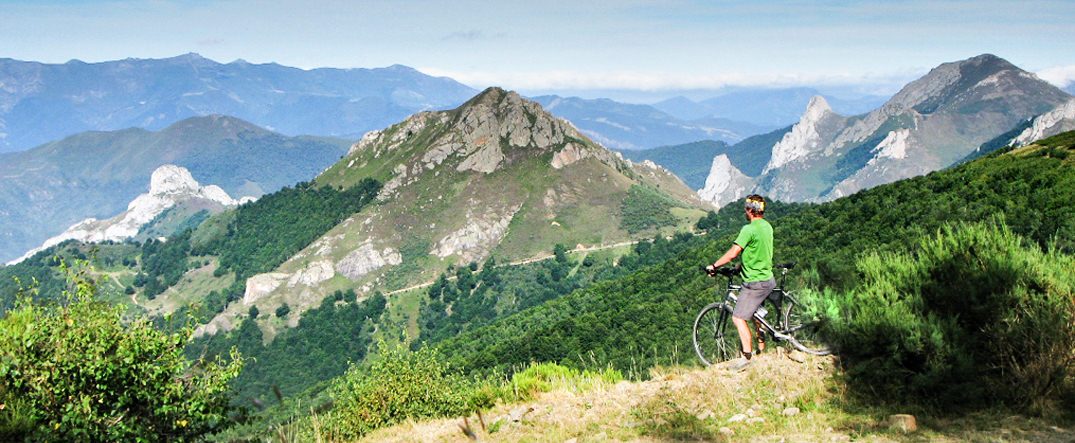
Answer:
275;303;291;318
0;265;242;440
248;305;259;319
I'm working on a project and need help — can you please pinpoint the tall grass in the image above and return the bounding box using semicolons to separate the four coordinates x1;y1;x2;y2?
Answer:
816;221;1075;414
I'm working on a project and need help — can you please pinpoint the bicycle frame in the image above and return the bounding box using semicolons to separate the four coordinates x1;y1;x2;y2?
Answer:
715;269;797;340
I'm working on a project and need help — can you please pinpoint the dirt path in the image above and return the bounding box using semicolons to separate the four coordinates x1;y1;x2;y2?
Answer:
361;353;1075;442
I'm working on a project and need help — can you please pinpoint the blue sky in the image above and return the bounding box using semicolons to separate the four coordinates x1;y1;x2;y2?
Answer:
2;0;1074;97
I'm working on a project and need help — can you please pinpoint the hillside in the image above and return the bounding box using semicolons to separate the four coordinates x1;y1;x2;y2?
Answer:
434;130;1075;376
181;87;710;340
697;54;1072;207
0;115;349;263
0;54;476;152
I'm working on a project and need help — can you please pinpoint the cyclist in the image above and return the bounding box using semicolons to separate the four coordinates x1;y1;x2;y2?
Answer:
705;195;774;371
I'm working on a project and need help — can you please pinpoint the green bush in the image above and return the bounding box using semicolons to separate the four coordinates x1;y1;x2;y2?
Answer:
323;343;493;439
818;221;1075;412
0;263;242;441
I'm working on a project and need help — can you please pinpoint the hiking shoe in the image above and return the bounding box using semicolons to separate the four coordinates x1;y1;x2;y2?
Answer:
728;357;751;372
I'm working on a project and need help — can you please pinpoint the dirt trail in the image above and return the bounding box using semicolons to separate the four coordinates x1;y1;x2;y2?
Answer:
362;353;1075;442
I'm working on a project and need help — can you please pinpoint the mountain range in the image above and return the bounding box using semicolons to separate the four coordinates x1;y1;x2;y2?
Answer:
653;87;890;128
0;53;477;152
532;95;771;149
0;115;350;263
695;54;1072;207
0;53;800;158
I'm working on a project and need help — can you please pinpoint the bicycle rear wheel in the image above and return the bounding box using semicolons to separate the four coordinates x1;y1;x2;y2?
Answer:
781;298;831;356
693;302;740;365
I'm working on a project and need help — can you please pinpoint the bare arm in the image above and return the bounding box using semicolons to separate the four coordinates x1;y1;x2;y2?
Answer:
710;244;743;269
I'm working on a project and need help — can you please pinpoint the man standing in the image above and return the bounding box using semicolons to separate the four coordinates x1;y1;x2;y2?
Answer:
706;195;774;371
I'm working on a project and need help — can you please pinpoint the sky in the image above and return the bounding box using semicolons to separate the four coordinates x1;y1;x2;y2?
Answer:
2;0;1074;99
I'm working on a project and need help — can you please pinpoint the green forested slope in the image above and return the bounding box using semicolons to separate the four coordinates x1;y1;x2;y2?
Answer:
434;131;1075;375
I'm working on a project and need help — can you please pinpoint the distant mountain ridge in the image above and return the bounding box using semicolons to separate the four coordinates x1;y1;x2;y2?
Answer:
653;87;890;127
0;53;477;152
0;115;350;263
531;95;772;149
696;54;1072;207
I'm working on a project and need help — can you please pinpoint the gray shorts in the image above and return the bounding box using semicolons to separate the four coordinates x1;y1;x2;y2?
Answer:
733;278;776;320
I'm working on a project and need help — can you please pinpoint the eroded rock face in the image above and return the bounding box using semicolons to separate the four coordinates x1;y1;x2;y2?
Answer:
243;272;289;305
551;142;589;169
336;241;402;280
1012;98;1075;146
763;96;835;174
287;260;335;287
433;205;520;263
698;155;754;209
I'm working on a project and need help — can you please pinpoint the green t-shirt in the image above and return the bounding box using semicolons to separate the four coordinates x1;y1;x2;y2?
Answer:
734;218;774;282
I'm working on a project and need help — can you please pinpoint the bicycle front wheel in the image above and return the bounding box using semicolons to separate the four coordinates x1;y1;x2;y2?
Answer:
693;302;740;366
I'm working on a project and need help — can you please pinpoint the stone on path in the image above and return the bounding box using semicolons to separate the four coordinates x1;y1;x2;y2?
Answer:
886;414;918;433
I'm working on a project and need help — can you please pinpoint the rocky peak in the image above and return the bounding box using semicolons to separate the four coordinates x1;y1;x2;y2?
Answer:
762;95;836;173
886;54;1043;115
698;154;753;209
9;164;238;265
149;164;201;195
804;95;833;120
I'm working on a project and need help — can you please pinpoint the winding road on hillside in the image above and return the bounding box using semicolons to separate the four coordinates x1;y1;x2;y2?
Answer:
381;237;682;297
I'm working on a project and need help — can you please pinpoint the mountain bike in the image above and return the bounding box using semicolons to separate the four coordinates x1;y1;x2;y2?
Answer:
693;263;830;366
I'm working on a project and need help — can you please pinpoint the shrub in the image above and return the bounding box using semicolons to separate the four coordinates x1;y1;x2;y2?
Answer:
818;221;1075;413
275;303;291;318
323;343;493;439
0;263;242;440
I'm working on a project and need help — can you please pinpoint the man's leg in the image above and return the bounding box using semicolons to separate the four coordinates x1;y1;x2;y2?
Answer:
732;316;753;355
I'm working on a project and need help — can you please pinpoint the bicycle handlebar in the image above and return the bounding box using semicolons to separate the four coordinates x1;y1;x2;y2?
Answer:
701;264;740;278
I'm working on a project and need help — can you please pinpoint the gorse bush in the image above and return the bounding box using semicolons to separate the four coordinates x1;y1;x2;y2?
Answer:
818;221;1075;413
0;262;242;441
323;343;494;439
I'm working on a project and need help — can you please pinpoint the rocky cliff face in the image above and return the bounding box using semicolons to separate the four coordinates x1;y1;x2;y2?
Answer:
701;54;1071;207
1012;98;1075;146
9;165;241;265
762;96;841;174
697;155;754;208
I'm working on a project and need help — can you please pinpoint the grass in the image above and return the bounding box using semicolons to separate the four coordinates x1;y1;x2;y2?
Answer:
144;258;233;315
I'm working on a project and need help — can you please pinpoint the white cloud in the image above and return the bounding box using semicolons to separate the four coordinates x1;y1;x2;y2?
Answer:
419;67;918;92
1036;65;1075;88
